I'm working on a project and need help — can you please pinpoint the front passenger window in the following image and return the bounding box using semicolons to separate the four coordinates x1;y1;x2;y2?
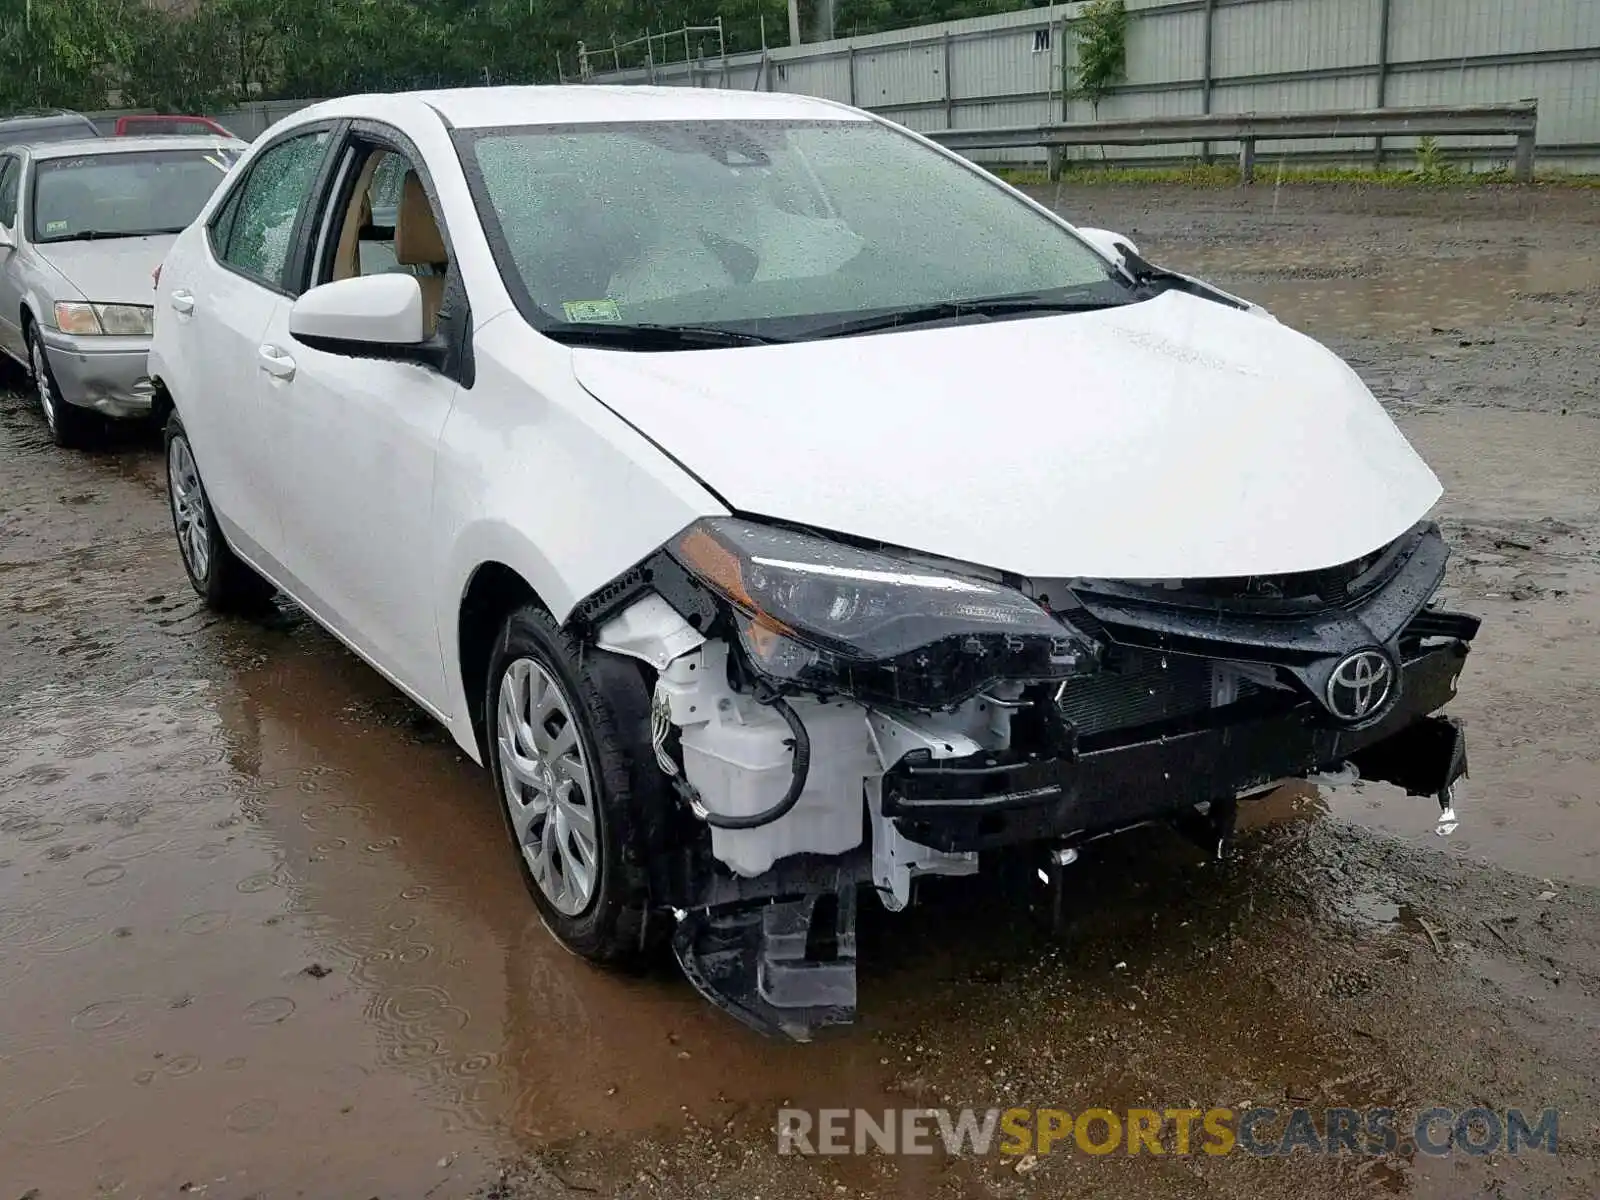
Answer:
325;148;451;337
217;131;329;290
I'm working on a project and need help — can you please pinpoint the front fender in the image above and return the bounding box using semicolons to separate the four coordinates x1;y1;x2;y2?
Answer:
433;313;728;752
21;287;47;330
441;518;690;760
21;282;63;339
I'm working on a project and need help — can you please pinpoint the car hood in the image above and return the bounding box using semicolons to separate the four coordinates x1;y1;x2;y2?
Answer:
34;235;175;307
570;291;1442;580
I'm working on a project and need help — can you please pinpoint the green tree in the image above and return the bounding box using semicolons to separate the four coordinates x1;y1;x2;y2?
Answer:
1070;0;1127;114
0;0;146;110
122;3;242;113
0;0;1053;115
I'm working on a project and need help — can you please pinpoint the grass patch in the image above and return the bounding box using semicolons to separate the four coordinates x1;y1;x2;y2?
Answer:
992;162;1600;189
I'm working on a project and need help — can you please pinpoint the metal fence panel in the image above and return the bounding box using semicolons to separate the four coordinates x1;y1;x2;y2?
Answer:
1212;0;1363;77
772;53;852;102
91;0;1600;169
1209;73;1380;156
1060;83;1208;161
957;25;1060;109
1127;8;1207;85
854;41;943;107
1391;60;1590;147
1391;0;1600;61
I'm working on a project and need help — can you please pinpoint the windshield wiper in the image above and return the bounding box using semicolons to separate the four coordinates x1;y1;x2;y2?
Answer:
541;321;789;350
41;228;184;242
805;295;1130;340
41;230;129;242
1117;246;1247;310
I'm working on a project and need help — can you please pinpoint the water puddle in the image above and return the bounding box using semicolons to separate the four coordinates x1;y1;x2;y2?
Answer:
0;629;911;1194
1167;249;1600;336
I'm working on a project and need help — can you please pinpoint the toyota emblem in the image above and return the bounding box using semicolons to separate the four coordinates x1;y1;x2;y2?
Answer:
1325;649;1395;722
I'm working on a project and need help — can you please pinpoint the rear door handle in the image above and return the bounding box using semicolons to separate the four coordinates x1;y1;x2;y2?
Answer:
169;289;195;315
257;344;296;381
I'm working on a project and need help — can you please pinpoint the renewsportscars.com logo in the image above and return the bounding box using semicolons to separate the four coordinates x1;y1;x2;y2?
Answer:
777;1106;1560;1158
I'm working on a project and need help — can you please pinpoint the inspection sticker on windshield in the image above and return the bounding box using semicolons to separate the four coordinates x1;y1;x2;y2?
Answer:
562;299;621;323
45;219;68;233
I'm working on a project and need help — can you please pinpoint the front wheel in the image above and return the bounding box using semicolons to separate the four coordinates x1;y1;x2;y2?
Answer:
164;412;276;611
28;323;98;448
484;604;665;966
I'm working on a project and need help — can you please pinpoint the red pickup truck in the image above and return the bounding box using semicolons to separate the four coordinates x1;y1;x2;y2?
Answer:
114;114;236;138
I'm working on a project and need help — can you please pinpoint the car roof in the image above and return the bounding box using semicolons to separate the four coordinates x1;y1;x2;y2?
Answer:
0;111;98;129
299;85;863;131
27;134;247;159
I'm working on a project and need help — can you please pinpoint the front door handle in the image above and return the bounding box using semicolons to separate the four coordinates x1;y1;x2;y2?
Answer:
257;344;297;381
169;289;195;315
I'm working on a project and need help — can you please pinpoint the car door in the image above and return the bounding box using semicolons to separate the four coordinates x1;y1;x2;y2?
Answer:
166;126;335;572
257;135;463;711
0;154;26;360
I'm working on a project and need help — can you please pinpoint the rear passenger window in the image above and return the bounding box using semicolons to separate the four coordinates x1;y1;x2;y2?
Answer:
209;184;241;257
212;130;329;291
0;157;19;228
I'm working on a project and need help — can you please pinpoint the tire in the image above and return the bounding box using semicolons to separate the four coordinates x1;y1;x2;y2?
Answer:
27;320;98;448
163;411;276;612
485;603;666;967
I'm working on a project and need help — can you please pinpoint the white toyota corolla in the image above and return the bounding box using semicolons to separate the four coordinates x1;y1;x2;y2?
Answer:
151;85;1479;1039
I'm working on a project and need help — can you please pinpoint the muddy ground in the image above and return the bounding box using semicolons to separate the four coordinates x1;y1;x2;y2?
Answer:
2;184;1599;1199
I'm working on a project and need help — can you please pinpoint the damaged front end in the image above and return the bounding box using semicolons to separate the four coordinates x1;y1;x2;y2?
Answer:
577;517;1479;1041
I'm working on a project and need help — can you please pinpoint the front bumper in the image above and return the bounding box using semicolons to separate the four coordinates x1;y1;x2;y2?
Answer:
40;330;154;419
883;639;1471;852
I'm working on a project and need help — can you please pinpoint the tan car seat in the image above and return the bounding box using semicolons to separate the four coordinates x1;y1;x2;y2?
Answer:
395;170;448;334
332;190;373;282
331;151;386;282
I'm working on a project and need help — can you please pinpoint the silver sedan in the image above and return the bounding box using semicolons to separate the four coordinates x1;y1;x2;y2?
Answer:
0;134;245;446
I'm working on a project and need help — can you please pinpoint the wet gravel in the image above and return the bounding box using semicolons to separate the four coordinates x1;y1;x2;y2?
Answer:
2;182;1599;1199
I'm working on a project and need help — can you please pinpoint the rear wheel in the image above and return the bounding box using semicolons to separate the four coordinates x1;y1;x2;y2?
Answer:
485;603;665;966
28;321;98;448
164;412;276;611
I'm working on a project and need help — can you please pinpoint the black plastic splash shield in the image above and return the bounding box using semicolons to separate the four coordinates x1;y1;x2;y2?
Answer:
1349;711;1468;798
673;889;859;1042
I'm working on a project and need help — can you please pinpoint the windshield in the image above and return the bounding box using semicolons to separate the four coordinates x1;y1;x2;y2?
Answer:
457;119;1130;341
31;147;241;243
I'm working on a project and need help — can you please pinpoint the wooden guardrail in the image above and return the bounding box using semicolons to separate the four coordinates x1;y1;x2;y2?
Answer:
926;102;1540;183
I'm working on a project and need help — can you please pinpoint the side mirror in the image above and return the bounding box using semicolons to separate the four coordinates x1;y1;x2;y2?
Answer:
289;273;426;357
1074;226;1139;267
0;227;15;250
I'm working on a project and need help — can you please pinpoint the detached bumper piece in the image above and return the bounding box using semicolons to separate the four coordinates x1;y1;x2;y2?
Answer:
673;887;858;1042
883;640;1472;853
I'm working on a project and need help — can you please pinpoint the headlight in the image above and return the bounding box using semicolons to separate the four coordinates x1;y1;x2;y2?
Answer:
670;518;1099;708
53;302;154;336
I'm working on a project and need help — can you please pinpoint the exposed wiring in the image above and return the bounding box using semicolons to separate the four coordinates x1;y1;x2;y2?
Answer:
650;687;680;777
653;680;812;831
